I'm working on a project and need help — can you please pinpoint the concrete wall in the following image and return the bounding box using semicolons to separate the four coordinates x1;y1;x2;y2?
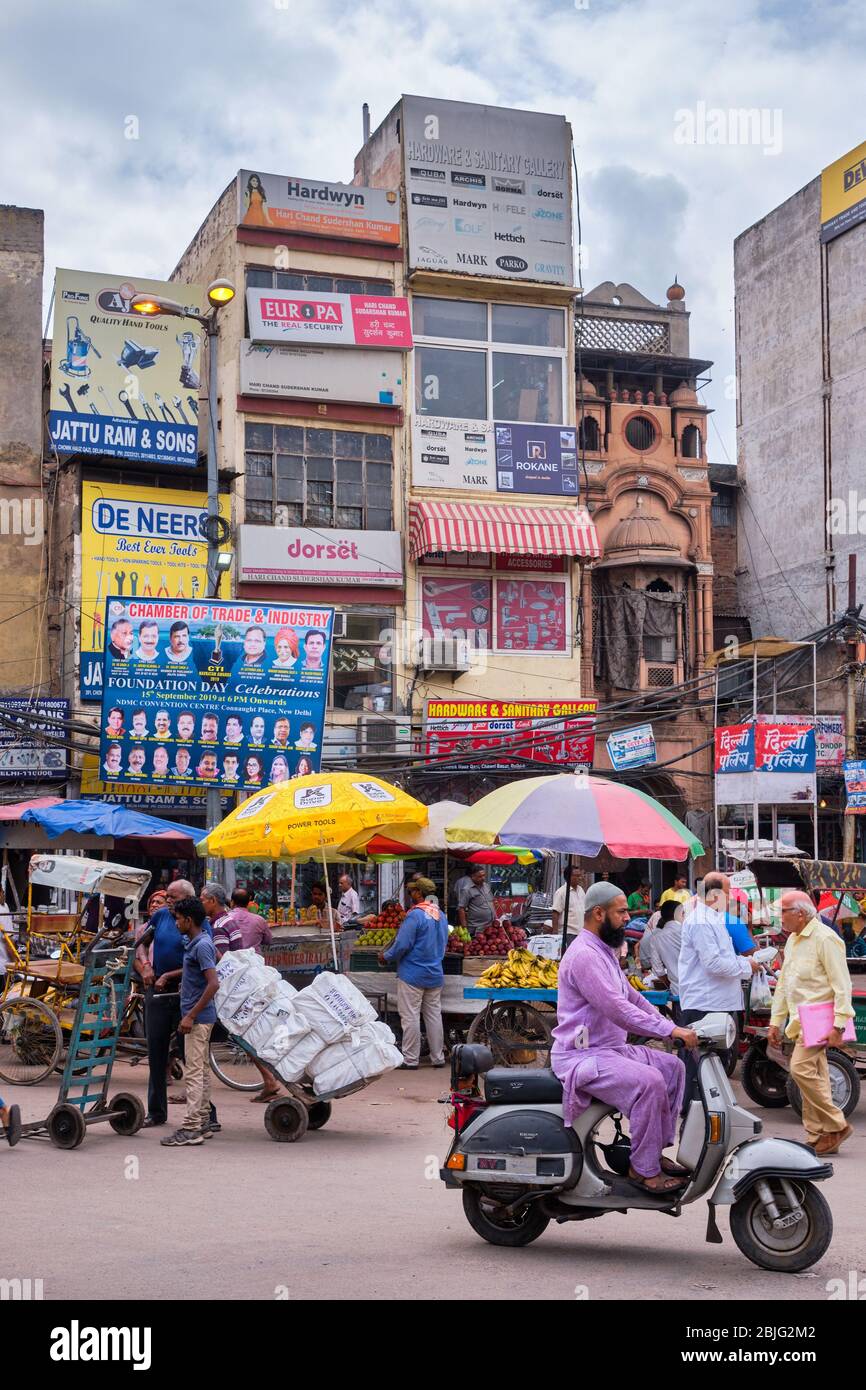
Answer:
0;206;50;695
735;175;866;637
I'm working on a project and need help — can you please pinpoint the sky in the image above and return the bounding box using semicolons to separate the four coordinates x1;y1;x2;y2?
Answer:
2;0;864;463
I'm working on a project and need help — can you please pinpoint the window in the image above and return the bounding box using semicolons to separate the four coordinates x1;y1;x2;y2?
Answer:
331;610;394;711
624;415;657;451
243;423;392;529
681;424;702;459
245;268;394;296
413;297;567;426
712;489;734;527
421;569;569;654
643;578;676;663
578;416;600;451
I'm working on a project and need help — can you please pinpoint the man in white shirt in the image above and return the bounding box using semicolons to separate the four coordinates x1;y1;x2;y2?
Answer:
649;899;685;997
551;866;586;939
679;872;762;1107
337;873;361;925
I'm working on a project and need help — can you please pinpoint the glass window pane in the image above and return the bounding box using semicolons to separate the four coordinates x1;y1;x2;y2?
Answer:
333;431;364;459
366;484;392;510
336;507;363;528
345;612;391;640
306;505;332;526
422;577;492;648
492;352;563;423
364;434;392;462
275;425;304;452
336;459;363;481
416;347;487;420
364;281;394;296
246;475;273;501
274;272;304;290
335;279;365;294
245;422;273;451
246;268;274;289
337;482;363;506
495;577;567;651
276;476;303;504
366;509;392;531
307;458;333;481
245;498;272;524
307;481;333;506
276;453;303;479
305;429;333;456
305;275;334;292
412;297;487;340
492;304;564;348
331;641;392;711
245;453;273;477
366;461;392;484
275;502;303;526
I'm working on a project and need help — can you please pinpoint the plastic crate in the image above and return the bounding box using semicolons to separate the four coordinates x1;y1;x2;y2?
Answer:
349;951;385;972
442;953;464;975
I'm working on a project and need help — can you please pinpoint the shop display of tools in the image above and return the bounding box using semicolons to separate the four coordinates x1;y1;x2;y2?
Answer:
117;339;159;370
60;316;102;378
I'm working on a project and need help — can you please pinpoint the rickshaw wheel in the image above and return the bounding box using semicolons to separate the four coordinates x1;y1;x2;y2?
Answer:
107;1092;145;1136
264;1096;309;1143
0;997;63;1085
47;1103;86;1150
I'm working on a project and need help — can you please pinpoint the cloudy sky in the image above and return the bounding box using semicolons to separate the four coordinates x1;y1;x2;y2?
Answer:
2;0;864;460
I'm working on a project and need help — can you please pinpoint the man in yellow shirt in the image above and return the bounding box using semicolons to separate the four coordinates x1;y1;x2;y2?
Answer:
768;889;855;1155
659;873;690;907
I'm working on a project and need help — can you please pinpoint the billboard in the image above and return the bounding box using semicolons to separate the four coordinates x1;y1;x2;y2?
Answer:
756;713;844;770
494;422;578;497
99;598;334;791
402;96;573;284
714;724;755;773
49;270;203;467
246;289;412;350
79;482;230;702
80;753;231;813
237;170;400;245
425;698;596;771
606;723;656;772
412;416;494;490
843;760;866;814
715;723;816;806
240;340;404;406
237;526;403;586
0;699;68;780
820;140;866;244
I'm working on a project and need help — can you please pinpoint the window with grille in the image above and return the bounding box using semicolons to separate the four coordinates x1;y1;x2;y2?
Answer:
243;423;393;529
625;415;657;451
681;424;702;459
331;609;395;711
245;268;394;296
578;416;600;451
577;316;670;355
646;665;675;687
644;635;677;663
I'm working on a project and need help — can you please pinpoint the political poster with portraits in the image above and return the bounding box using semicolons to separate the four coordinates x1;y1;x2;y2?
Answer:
99;597;333;790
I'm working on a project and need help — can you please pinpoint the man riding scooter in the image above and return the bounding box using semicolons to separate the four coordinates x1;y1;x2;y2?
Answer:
551;882;698;1195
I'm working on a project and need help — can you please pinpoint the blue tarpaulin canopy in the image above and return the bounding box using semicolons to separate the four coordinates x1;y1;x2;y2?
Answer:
20;800;206;844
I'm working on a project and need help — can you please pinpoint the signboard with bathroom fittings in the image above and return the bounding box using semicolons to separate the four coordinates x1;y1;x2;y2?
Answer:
493;421;579;497
48;269;204;468
420;576;493;649
79;483;231;702
237;170;401;245
424;698;597;771
495;576;567;652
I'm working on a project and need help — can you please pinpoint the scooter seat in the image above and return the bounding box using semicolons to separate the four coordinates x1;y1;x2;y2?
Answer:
484;1067;563;1104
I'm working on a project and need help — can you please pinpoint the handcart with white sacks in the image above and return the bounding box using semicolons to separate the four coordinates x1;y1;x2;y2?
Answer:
214;948;403;1142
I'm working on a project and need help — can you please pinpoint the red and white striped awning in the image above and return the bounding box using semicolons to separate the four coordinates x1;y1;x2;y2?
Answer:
408;500;601;561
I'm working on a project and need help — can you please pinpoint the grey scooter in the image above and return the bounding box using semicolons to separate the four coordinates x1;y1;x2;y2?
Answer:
440;1013;834;1272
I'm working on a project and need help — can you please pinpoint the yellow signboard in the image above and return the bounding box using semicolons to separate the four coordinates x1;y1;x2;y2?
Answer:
820;139;866;243
80;481;230;701
80;752;231;813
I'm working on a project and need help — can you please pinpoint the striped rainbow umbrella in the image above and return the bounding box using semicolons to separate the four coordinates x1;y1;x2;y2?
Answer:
444;773;703;861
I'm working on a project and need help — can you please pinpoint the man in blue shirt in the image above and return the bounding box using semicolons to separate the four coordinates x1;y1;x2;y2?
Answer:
161;897;219;1147
382;877;448;1071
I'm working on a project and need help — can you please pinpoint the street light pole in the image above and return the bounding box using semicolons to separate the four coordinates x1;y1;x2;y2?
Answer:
205;318;221;601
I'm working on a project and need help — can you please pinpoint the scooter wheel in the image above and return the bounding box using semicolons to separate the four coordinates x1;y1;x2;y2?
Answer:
730;1179;832;1273
786;1049;860;1118
741;1047;789;1108
462;1187;550;1247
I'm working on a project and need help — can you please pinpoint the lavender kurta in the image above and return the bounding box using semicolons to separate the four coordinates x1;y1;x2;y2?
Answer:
551;930;685;1177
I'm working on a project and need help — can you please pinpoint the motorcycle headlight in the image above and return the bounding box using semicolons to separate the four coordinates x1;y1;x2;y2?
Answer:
724;1015;737;1050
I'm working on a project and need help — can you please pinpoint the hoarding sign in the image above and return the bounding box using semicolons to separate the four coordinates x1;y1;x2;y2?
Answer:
425;698;596;771
0;700;68;780
237;526;403;586
494;422;578;497
402;96;573;284
80;753;230;812
79;482;230;702
237;170;400;245
715;722;816;804
495;576;568;651
820;140;866;244
755;724;816;773
714;725;755;772
843;760;866;813
49;270;203;467
246;290;412;350
239;340;403;406
606;722;656;772
756;713;844;770
99;598;333;791
411;416;494;489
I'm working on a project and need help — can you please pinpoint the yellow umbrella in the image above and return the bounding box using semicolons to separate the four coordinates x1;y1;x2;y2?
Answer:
201;773;428;966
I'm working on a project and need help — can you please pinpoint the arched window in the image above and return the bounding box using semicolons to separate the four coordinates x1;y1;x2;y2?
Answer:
578;416;600;452
643;577;677;664
681;424;701;458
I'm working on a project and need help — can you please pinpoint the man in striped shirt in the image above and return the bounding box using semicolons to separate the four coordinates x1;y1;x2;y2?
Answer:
201;882;240;956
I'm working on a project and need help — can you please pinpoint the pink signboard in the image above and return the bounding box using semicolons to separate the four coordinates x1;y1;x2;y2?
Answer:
495;577;567;652
246;289;413;350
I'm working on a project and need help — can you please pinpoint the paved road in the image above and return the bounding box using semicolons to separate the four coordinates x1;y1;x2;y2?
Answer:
2;1062;861;1300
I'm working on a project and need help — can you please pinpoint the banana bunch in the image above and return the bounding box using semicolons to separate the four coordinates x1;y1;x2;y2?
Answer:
477;949;559;991
627;973;647;992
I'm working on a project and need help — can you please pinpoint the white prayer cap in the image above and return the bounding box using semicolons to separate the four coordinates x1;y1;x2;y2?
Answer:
584;881;626;913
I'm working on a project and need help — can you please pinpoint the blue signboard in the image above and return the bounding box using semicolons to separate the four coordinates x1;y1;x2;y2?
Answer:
493;422;579;497
843;759;866;813
606;722;656;772
99;597;333;791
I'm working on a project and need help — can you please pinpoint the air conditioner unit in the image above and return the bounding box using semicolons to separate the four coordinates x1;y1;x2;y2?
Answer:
331;612;347;638
420;635;472;673
356;715;412;758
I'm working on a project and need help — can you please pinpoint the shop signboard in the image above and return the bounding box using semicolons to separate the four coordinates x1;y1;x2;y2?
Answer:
49;270;203;468
0;699;68;780
239;340;404;406
756;713;844;770
843;760;866;813
820;139;866;244
246;289;412;350
606;722;656;772
237;170;400;245
99;597;333;791
425;698;596;771
79;482;230;702
411;416;494;490
715;723;816;806
237;526;403;587
80;753;231;813
402;96;573;284
494;422;578;497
